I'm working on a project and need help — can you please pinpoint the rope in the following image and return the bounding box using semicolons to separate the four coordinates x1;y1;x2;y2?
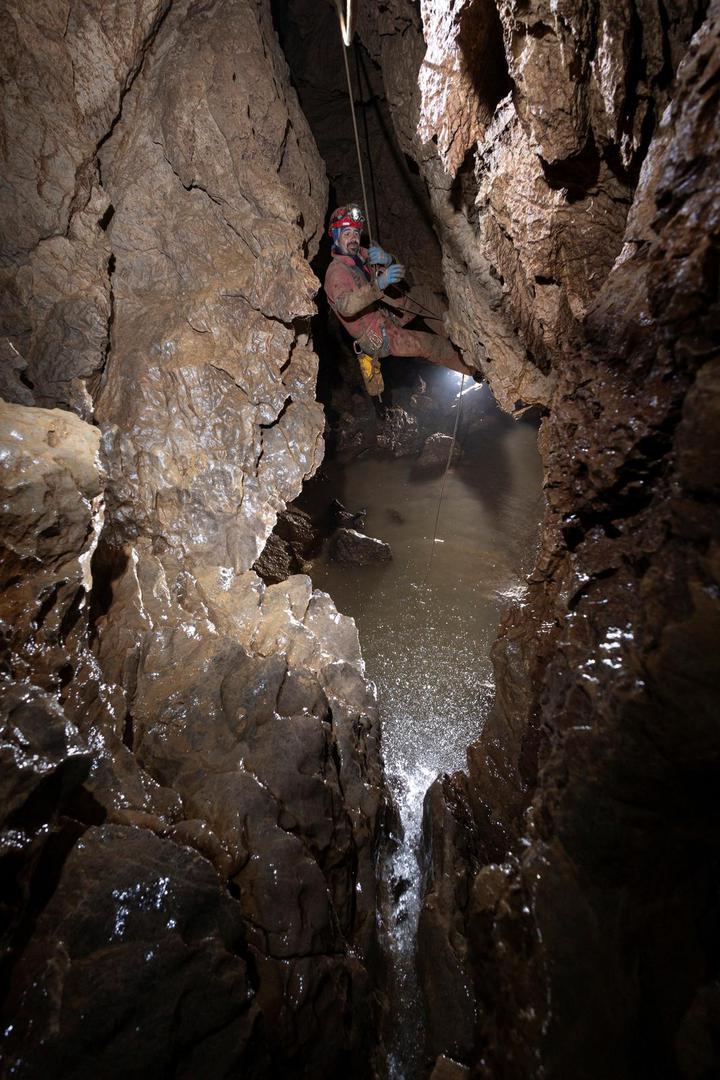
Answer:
422;374;465;588
332;0;465;593
335;0;355;46
335;0;373;245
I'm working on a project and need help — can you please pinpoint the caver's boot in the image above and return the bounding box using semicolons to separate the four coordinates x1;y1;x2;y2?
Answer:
424;332;474;376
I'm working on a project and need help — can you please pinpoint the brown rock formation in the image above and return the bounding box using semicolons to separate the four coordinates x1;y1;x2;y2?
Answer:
1;2;389;1075
3;0;719;1075
0;1;169;414
331;527;393;564
415;4;720;1077
355;0;708;413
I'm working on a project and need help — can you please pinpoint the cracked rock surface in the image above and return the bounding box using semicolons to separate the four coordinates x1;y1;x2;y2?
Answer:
414;5;720;1076
1;2;388;1075
354;0;707;414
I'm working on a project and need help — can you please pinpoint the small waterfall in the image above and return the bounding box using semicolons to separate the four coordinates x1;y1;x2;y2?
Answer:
303;376;543;1077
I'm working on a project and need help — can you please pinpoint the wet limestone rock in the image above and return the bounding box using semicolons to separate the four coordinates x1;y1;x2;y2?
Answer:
330;528;393;565
417;774;477;1064
95;0;327;573
3;825;266;1079
89;549;388;1073
0;401;103;699
354;0;706;414
417;5;720;1075
0;1;169;414
0;2;390;1075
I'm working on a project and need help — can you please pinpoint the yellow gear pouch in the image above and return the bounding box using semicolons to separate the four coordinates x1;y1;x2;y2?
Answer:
357;352;384;397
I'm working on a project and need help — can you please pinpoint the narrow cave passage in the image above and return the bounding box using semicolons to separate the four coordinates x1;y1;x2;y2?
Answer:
2;1;717;1078
298;368;543;1076
271;3;544;1073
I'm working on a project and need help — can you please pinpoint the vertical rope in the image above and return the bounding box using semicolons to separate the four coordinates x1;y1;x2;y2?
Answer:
422;374;465;588
336;4;373;245
333;0;465;593
354;46;381;242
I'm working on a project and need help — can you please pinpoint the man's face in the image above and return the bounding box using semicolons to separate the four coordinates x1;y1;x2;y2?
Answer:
338;226;361;256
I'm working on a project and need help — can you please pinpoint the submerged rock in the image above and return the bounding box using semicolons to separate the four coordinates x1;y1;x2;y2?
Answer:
376;406;420;457
331;498;368;530
416;432;461;471
330;528;393;565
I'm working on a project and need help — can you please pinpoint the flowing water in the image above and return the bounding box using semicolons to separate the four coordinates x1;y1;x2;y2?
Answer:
304;369;544;1077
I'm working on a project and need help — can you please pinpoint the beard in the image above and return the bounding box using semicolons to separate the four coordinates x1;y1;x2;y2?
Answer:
346;240;360;255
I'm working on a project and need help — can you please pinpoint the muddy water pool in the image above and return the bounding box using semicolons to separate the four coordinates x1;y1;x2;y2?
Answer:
303;371;544;1077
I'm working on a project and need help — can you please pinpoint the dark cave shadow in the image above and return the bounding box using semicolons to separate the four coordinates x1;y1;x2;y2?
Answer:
353;47;439;245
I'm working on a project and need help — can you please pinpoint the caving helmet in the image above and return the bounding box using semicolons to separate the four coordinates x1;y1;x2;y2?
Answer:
328;203;365;240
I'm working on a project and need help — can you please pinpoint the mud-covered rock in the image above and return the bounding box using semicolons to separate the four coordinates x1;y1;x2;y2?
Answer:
416;432;460;471
252;531;295;585
417;6;720;1076
330;528;393;565
376;406;420;457
275;506;319;553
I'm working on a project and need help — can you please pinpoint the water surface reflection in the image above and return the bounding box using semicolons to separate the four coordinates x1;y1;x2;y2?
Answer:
305;373;543;1077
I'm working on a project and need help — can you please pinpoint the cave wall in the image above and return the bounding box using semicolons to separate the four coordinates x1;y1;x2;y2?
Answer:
0;2;389;1075
358;1;719;1076
356;0;707;414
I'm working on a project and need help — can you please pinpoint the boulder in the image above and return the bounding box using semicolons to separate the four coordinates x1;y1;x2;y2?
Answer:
275;506;319;553
252;531;294;585
2;825;265;1079
331;498;368;530
330;528;393;565
376;406;421;457
416;432;461;471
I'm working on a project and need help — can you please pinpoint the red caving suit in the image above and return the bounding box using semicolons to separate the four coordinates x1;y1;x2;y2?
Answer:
324;248;469;375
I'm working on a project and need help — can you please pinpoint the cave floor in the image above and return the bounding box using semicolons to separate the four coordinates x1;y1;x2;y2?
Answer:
301;371;544;1076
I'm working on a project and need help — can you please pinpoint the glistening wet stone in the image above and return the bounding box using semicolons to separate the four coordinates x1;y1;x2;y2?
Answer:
305;374;544;1077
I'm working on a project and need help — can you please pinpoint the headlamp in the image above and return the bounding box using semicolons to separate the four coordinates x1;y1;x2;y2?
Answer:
328;203;366;237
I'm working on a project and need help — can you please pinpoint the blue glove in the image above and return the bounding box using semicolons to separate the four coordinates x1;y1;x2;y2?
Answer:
368;245;393;267
376;263;405;290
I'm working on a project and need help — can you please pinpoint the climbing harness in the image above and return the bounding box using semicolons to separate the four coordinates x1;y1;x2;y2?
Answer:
423;375;468;587
334;0;373;246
